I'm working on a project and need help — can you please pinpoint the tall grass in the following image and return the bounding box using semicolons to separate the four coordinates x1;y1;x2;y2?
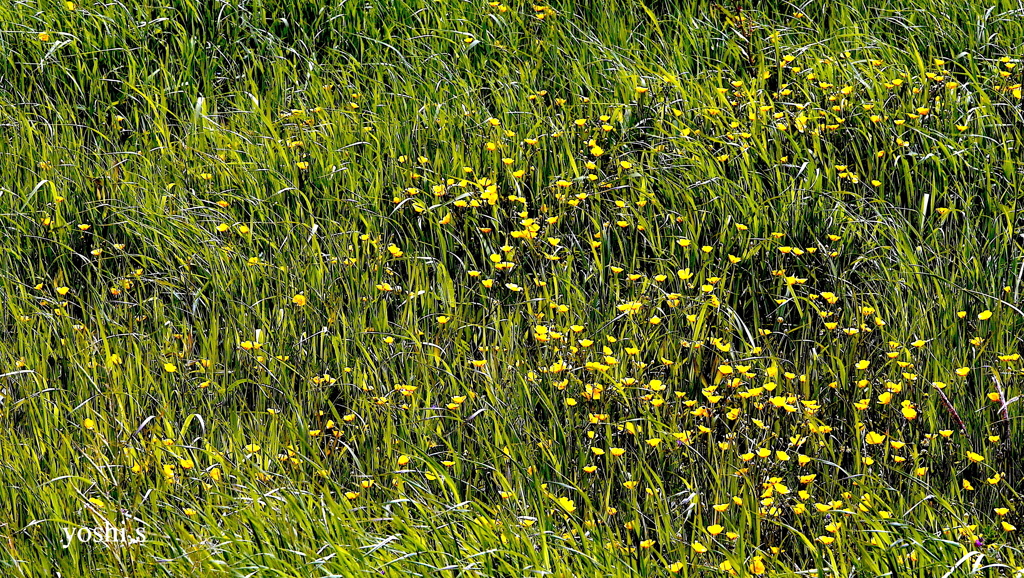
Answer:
1;0;1023;576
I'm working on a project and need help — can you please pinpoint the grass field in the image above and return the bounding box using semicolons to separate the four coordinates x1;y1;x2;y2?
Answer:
1;0;1024;576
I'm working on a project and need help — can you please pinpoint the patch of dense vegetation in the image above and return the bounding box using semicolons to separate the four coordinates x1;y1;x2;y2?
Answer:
1;0;1023;576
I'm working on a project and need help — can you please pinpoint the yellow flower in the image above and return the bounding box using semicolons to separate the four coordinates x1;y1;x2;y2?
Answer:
966;451;984;463
292;294;307;307
163;363;177;373
616;301;643;314
554;496;576;513
978;310;993;320
865;431;885;445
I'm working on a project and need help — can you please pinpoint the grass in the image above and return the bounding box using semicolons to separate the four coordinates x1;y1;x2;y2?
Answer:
1;0;1023;576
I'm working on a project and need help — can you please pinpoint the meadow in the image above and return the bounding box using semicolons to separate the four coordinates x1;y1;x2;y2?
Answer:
1;0;1023;576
